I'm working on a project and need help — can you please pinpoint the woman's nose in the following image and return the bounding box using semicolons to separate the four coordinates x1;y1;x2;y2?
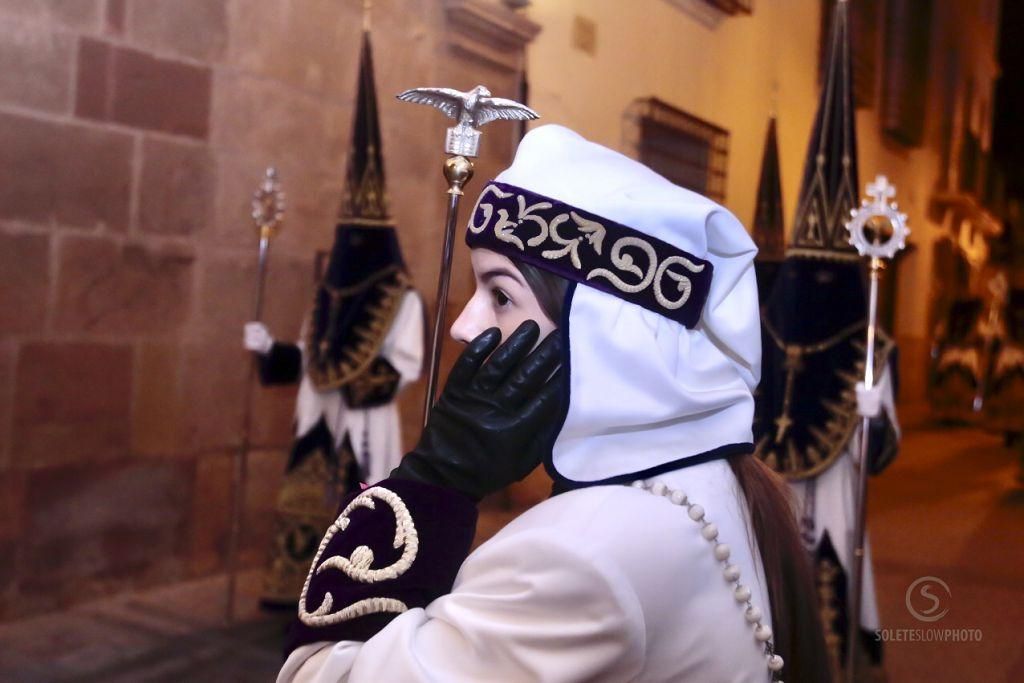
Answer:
450;298;487;344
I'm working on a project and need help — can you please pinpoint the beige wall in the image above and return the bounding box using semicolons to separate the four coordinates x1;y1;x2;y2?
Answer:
525;0;820;238
521;0;1001;408
0;0;531;620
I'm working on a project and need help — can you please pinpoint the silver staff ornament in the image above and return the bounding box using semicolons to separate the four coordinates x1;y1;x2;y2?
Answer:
225;166;285;624
843;174;908;681
397;85;539;158
398;85;538;425
846;174;909;260
250;167;287;318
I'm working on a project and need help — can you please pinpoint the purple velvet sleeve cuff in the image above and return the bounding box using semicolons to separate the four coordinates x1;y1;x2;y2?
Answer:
284;478;478;657
258;342;303;385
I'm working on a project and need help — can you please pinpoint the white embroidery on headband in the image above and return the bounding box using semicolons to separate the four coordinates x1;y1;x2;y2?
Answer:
588;236;656;293
655;255;706;310
469;184;513;234
542;212;606;269
471;183;705;311
519;195;553;247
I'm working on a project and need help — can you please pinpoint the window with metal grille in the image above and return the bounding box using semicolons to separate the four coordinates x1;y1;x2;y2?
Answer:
624;97;729;202
702;0;753;15
665;0;752;26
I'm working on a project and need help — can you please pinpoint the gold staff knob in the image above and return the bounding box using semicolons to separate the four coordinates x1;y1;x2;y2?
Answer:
443;155;475;196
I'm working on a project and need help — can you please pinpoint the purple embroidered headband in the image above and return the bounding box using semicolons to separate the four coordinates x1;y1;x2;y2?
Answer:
465;181;714;328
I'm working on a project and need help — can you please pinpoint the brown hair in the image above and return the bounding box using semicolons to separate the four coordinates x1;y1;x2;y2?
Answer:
513;259;569;324
728;455;832;682
513;259;832;683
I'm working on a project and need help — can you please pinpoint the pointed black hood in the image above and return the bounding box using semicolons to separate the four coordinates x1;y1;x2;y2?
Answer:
754;0;891;479
340;30;388;222
306;30;411;392
752;116;785;262
752;115;786;303
787;0;860;260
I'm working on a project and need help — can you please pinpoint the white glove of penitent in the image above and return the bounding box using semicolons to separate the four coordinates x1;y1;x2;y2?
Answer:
855;381;883;418
243;321;274;354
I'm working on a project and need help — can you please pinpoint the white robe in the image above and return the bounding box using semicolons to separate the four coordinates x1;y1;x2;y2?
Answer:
293;290;424;486
787;365;900;632
278;459;774;682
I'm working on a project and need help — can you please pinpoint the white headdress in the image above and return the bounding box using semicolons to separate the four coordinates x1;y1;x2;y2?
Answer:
466;125;761;485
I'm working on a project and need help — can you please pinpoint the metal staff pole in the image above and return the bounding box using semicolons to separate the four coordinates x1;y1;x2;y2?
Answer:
843;175;908;681
396;85;538;425
225;167;285;625
423;155;474;426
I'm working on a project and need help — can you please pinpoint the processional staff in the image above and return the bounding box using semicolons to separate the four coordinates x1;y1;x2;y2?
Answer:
396;85;538;426
843;174;909;681
225;167;285;624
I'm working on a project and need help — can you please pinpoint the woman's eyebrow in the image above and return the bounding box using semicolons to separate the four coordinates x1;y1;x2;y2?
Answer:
480;267;524;285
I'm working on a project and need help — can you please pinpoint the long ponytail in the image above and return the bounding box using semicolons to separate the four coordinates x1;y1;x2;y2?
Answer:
727;455;833;683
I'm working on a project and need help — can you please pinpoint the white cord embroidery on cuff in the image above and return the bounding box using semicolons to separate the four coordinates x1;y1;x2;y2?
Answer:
298;487;420;627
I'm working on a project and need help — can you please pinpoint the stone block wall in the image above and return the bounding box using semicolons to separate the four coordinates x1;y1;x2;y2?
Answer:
0;0;535;620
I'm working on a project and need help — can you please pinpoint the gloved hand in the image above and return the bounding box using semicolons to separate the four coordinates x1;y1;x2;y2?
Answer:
392;321;565;501
855;381;883;418
243;321;274;354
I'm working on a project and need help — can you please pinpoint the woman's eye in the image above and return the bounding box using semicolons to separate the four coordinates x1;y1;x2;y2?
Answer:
492;288;510;307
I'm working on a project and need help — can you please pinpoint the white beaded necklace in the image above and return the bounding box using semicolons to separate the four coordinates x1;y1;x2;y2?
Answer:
630;479;785;683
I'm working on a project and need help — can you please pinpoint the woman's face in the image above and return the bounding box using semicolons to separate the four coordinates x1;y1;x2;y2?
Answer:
450;249;557;344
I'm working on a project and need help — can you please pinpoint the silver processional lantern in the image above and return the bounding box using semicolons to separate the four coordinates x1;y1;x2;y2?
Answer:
843;174;909;681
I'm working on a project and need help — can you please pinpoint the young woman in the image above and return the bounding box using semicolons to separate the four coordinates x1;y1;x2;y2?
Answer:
278;125;830;682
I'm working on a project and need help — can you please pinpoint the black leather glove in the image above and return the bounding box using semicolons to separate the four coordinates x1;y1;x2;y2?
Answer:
392;321;565;501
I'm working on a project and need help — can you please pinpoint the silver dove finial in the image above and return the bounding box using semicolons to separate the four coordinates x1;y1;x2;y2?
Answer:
397;84;539;157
